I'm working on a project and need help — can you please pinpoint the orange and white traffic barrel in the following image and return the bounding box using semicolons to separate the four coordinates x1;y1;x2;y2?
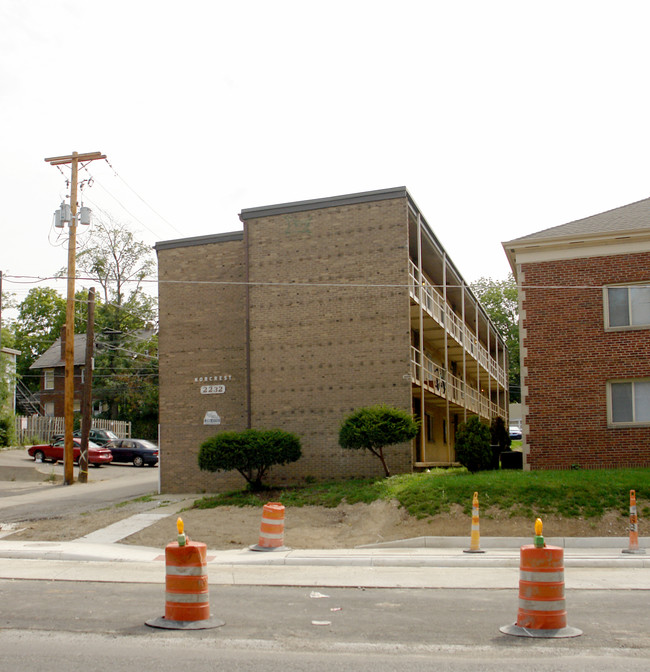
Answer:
250;502;289;552
146;518;224;630
463;491;485;554
622;490;646;555
500;518;582;638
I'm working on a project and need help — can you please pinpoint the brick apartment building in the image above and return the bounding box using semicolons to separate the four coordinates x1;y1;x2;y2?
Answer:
156;187;509;493
504;197;650;469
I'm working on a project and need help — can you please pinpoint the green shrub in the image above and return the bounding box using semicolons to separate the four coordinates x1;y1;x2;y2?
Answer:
198;428;302;491
338;405;419;477
454;416;492;473
490;416;511;469
0;414;15;447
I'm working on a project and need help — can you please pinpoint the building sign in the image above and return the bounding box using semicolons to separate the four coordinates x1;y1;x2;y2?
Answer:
204;411;221;426
194;375;232;383
201;385;225;395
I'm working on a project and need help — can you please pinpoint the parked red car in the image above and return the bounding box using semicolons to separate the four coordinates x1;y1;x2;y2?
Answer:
27;438;113;467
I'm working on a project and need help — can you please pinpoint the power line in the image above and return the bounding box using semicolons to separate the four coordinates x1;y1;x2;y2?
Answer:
6;273;646;291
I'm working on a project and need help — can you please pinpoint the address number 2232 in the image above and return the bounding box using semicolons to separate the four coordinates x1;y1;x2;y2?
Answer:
200;385;226;395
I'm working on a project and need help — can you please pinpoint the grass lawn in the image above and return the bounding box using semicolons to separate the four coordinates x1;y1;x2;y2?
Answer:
194;467;650;521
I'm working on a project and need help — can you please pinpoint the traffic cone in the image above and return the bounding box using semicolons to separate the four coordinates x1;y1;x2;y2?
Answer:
146;518;225;630
463;491;485;553
250;502;290;551
622;490;646;555
500;518;582;638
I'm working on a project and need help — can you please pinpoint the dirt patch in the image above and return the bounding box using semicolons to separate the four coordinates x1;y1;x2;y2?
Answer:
6;498;635;549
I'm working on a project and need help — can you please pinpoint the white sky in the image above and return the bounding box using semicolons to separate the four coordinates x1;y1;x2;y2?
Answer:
3;0;650;310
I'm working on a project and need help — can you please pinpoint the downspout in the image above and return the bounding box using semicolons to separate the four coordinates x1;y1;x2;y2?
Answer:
241;215;252;429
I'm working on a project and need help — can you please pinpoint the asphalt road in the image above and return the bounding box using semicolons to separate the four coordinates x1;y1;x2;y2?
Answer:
0;448;159;523
0;582;648;671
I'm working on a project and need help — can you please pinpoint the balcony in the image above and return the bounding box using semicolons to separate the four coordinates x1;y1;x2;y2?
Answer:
409;259;507;388
410;346;506;420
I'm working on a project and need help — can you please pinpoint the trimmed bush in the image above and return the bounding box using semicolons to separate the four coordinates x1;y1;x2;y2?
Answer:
454;416;492;473
198;428;301;491
338;405;419;477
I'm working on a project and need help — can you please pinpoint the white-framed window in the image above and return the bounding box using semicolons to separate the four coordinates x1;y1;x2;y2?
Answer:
605;284;650;330
608;379;650;426
43;368;55;390
44;402;55;417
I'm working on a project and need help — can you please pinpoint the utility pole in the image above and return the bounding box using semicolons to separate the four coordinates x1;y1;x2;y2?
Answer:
78;287;95;484
44;151;106;485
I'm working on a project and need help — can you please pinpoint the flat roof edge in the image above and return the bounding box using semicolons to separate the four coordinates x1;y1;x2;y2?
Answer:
155;231;243;252
239;186;409;220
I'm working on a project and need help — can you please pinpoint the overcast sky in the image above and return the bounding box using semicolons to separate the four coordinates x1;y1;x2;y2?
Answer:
3;0;650;310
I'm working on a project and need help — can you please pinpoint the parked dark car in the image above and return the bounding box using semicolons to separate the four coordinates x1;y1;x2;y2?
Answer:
53;428;120;446
105;439;159;467
27;438;114;466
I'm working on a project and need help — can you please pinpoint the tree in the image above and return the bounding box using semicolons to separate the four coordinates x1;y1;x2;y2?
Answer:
198;429;302;491
75;213;156;309
11;287;104;391
338;405;419;477
12;287;67;390
72;214;158;433
471;274;520;402
0;351;15;446
454;415;492;473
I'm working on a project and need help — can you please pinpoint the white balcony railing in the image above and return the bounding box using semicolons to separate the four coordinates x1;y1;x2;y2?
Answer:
409;259;507;388
410;345;507;420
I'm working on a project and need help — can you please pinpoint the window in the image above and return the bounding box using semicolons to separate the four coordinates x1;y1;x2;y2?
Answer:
606;284;650;329
609;380;650;425
44;402;55;417
44;368;55;390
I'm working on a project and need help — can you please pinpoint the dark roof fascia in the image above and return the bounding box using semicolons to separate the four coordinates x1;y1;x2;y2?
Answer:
155;231;243;253
239;186;409;221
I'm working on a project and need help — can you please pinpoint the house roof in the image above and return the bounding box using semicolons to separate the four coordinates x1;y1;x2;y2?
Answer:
502;196;650;274
505;196;650;246
30;334;88;369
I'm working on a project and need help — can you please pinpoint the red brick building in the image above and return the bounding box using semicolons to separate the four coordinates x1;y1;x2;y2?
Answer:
156;188;509;493
30;332;87;417
504;197;650;470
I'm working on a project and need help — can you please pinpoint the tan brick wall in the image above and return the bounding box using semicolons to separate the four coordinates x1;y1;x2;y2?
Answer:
157;197;416;493
157;239;248;492
522;251;650;469
247;198;414;481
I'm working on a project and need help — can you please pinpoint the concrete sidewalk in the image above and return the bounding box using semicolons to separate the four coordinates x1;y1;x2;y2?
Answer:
1;495;648;590
0;535;648;590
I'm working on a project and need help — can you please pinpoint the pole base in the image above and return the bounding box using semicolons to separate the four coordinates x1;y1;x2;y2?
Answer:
249;544;290;552
622;548;646;554
145;615;225;630
499;623;582;638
